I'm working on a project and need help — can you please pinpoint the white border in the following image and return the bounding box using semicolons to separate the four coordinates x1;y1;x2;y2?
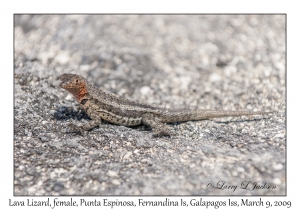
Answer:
2;0;296;209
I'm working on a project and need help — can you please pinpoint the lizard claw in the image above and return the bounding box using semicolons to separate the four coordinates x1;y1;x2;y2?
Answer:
67;123;85;135
152;128;174;137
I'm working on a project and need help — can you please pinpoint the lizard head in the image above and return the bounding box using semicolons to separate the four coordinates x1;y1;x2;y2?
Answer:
59;73;88;102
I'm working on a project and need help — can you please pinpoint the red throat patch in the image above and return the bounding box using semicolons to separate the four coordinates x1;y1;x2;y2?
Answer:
76;88;88;102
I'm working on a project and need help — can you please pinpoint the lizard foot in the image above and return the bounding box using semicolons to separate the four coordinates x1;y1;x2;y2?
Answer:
67;123;85;135
152;128;174;137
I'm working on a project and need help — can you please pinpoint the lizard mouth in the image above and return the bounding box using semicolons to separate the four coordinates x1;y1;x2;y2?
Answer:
59;79;69;88
58;74;73;88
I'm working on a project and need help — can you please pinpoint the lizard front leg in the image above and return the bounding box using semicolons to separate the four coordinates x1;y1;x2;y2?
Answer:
141;113;173;137
68;112;102;135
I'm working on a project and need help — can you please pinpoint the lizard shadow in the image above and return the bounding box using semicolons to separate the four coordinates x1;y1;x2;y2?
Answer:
53;106;91;122
211;117;269;124
169;117;268;125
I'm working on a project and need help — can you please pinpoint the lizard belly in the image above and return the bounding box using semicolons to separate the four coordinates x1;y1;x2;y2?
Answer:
97;109;142;126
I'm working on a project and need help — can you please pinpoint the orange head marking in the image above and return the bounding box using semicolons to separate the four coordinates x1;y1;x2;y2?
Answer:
59;73;88;102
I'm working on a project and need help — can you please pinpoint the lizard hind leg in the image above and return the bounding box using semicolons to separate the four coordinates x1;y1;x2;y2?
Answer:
141;113;173;137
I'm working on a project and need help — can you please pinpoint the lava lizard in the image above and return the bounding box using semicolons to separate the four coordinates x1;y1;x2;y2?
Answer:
59;73;271;136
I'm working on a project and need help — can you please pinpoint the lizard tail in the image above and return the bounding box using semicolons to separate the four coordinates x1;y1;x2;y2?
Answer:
160;109;271;123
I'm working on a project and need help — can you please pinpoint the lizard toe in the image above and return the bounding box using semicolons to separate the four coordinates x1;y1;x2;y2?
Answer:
152;128;173;137
67;123;85;135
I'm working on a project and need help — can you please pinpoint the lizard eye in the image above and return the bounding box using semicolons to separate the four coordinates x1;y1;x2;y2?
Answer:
75;79;78;83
